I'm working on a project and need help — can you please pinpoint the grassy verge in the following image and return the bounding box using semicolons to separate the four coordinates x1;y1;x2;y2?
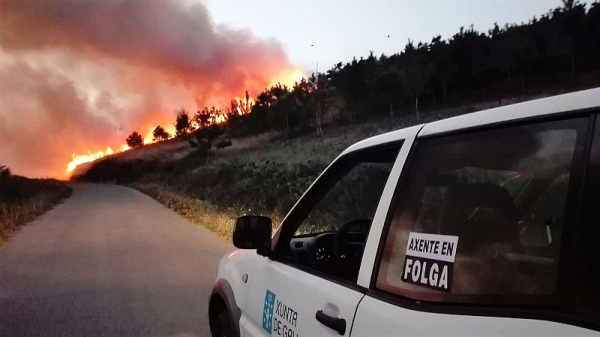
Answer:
0;177;72;243
77;112;472;239
132;182;270;241
79;116;419;239
76;92;584;240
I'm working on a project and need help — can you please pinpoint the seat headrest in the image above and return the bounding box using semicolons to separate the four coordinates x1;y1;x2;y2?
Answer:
445;183;515;210
438;183;518;247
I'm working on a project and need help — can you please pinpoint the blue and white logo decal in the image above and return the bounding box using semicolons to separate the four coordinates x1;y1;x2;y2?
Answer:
262;289;276;334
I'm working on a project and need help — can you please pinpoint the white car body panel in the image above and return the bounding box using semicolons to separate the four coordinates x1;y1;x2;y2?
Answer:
340;124;424;156
356;125;423;288
236;127;421;337
352;296;598;337
213;88;600;337
420;87;600;137
216;250;256;310
241;255;363;337
276;125;423;237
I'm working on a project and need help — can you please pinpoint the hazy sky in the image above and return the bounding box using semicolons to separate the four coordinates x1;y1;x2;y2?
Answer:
0;0;566;177
207;0;562;73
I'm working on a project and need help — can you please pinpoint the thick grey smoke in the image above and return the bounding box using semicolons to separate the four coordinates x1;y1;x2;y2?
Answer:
0;0;296;178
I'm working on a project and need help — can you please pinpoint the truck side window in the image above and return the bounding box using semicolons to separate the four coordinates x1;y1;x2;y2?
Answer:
376;118;586;305
277;144;400;282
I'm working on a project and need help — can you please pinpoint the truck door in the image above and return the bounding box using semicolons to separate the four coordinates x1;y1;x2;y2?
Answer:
353;116;598;336
241;136;416;337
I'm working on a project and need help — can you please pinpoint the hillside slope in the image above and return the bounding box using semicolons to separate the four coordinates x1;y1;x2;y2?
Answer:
73;91;574;240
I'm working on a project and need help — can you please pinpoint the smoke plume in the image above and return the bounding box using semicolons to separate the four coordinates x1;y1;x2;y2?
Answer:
0;0;298;178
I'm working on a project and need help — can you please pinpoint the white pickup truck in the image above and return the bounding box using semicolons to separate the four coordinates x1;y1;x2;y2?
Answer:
209;88;600;337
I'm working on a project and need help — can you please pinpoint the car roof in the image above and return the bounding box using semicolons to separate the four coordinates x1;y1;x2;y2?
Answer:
343;87;600;155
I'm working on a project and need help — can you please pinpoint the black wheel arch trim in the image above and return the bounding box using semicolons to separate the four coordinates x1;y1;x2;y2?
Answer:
210;278;242;337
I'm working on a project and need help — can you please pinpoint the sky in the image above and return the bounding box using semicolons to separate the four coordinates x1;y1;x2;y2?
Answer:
0;0;299;178
0;0;566;178
206;0;562;73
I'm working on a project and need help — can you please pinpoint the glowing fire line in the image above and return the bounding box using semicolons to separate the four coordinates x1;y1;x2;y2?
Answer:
67;147;116;173
66;70;305;175
66;129;169;174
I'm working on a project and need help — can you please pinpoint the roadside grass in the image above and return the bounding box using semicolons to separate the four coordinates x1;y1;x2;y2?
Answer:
0;177;72;243
75;92;586;239
212;116;413;166
77;114;443;239
132;182;236;240
132;182;284;241
76;108;475;238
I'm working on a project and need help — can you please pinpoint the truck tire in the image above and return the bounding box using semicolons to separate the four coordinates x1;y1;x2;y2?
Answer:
210;308;233;337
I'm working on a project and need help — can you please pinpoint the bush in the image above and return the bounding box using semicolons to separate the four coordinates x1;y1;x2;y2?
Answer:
175;110;193;136
0;165;10;179
126;131;144;148
152;125;170;141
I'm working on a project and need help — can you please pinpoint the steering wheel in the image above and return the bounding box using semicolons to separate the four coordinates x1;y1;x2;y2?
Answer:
333;218;372;266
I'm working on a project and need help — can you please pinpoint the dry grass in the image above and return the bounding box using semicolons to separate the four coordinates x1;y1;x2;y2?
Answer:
0;177;72;243
133;182;231;241
79;116;432;240
77;92;581;240
132;182;282;241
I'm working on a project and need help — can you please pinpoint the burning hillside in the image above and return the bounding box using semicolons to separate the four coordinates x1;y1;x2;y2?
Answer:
0;0;303;179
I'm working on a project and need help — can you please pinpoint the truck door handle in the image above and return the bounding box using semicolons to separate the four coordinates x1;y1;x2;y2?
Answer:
315;310;346;335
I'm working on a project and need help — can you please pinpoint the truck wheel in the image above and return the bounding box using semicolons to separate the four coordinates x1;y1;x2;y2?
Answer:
210;308;233;337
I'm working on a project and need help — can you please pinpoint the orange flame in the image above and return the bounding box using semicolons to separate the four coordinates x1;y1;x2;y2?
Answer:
67;147;116;173
66;125;176;174
66;69;305;175
270;69;305;88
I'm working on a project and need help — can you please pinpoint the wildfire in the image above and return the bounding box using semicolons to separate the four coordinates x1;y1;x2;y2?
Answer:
67;147;117;173
271;69;305;88
66;126;174;174
67;144;134;174
66;69;306;176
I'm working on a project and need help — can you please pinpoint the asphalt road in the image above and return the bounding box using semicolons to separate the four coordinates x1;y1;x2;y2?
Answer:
0;184;232;337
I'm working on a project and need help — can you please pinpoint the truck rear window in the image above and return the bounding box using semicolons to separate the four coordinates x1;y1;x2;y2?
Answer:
376;117;586;306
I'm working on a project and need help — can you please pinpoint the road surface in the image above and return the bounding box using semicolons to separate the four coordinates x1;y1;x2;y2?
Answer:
0;184;231;337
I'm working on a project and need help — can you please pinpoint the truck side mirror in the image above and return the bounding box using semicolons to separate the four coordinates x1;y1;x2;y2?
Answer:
233;215;272;256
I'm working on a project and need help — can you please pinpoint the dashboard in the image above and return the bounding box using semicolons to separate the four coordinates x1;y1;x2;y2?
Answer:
289;226;369;280
290;232;337;270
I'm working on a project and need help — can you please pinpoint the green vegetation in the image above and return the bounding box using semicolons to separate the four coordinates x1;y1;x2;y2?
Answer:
125;1;600;146
76;111;461;238
0;167;72;242
78;1;600;239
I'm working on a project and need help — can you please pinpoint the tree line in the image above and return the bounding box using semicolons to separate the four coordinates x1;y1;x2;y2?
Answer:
126;0;600;149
